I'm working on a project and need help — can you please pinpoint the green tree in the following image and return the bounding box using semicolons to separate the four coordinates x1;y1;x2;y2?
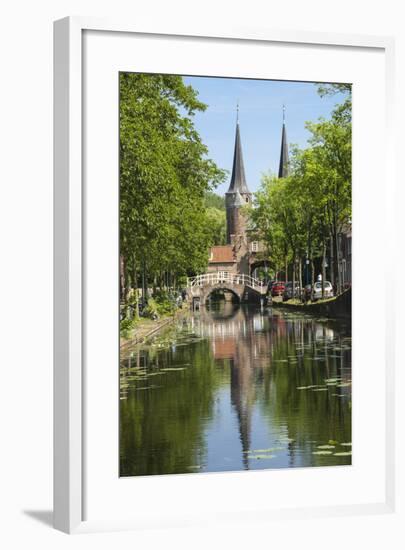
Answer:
204;191;226;210
120;73;225;305
250;85;351;297
305;88;352;292
250;84;351;298
205;206;227;246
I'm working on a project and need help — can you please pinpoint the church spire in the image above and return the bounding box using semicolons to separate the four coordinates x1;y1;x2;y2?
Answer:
227;106;250;194
278;104;289;178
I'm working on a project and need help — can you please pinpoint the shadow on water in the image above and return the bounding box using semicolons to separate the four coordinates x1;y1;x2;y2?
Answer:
120;296;352;476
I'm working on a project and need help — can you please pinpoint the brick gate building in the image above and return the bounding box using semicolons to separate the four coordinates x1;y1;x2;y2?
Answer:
207;112;288;278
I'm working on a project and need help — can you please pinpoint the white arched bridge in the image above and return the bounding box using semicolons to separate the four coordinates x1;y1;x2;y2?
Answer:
186;272;267;308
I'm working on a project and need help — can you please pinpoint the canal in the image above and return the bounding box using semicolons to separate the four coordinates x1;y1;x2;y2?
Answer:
120;301;352;477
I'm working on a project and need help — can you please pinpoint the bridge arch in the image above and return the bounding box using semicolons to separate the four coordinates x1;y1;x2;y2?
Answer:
186;273;267;308
204;285;241;305
250;260;270;279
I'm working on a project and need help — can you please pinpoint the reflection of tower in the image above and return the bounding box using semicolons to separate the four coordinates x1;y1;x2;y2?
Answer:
198;305;270;469
225;108;252;275
278;105;289;178
230;356;254;469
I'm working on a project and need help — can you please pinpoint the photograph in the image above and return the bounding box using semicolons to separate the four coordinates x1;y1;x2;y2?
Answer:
119;72;352;477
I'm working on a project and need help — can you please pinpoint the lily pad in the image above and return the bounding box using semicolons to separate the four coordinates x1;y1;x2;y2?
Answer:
161;367;187;371
312;451;333;455
246;447;285;454
317;445;335;449
333;451;352;456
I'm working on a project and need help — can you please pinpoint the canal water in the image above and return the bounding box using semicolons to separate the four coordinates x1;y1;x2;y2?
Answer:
120;301;352;477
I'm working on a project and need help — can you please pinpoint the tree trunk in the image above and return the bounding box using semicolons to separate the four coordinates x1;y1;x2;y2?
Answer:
335;229;342;295
120;254;126;302
322;240;326;298
292;254;296;298
298;258;302;298
131;258;139;320
311;259;315;300
330;233;335;289
142;259;147;302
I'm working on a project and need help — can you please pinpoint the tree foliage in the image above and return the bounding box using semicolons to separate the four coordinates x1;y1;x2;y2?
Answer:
250;85;352;293
120;73;226;299
204;191;226;210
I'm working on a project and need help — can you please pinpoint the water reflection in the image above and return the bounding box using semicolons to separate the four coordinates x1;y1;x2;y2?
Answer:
120;301;351;476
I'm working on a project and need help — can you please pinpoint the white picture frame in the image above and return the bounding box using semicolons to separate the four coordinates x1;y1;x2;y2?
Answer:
54;17;397;534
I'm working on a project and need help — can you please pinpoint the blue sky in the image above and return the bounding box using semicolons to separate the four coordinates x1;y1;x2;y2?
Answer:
183;76;348;195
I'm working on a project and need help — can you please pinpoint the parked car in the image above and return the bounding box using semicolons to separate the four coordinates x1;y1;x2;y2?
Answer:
270;281;286;297
282;282;301;301
312;281;334;301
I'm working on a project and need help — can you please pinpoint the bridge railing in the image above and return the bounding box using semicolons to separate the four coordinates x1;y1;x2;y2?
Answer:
187;272;266;292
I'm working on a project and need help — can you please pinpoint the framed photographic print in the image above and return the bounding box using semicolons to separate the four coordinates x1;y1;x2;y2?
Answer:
118;73;353;478
54;17;397;534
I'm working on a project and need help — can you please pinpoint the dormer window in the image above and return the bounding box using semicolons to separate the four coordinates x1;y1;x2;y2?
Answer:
251;241;259;252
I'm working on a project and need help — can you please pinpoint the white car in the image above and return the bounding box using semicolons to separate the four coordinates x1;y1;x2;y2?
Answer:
312;281;334;300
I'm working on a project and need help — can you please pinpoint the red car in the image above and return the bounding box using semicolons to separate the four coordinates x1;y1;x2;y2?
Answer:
270;281;286;297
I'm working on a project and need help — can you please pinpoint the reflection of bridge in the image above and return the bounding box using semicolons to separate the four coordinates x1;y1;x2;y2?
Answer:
186;272;267;307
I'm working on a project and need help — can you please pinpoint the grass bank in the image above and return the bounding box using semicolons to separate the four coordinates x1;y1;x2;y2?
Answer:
120;304;190;351
272;288;351;320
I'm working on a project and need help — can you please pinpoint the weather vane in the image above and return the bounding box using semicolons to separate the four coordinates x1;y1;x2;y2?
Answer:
236;100;239;123
283;104;286;123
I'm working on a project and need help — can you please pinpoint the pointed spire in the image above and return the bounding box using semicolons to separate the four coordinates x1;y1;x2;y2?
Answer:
278;104;289;178
227;107;250;194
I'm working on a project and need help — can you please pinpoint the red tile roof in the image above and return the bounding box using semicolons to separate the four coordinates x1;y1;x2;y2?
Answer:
209;245;235;264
